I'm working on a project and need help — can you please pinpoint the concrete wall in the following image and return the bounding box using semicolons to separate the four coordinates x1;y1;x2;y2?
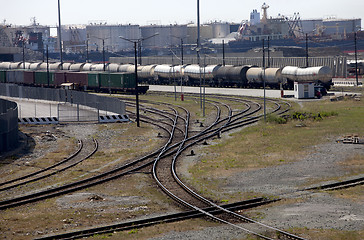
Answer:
0;98;18;152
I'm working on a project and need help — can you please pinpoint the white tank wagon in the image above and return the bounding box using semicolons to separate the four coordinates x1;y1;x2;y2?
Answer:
263;68;283;89
139;65;157;81
0;62;11;69
246;67;263;87
90;63;106;71
184;64;221;86
29;62;42;71
125;65;137;73
282;66;333;89
118;64;133;72
38;63;48;70
107;63;120;72
62;62;73;70
10;62;23;69
69;63;86;71
81;63;93;71
154;65;172;79
49;62;62;71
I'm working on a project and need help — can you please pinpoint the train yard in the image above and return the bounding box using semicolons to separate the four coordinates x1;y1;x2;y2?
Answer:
0;91;363;239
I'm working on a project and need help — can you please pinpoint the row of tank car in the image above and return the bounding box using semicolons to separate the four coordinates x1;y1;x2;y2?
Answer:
106;63;332;91
0;61;333;92
139;64;333;91
0;62;147;93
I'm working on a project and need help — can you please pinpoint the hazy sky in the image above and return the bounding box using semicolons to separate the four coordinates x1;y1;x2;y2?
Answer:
1;0;363;27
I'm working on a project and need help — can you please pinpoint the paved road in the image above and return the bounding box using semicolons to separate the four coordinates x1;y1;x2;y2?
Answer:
149;85;292;98
1;97;114;120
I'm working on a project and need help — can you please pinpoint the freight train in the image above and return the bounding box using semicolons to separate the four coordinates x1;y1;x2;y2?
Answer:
147;64;332;90
0;62;149;93
0;61;333;92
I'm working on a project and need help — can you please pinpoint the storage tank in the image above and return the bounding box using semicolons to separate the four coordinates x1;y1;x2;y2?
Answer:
211;22;230;38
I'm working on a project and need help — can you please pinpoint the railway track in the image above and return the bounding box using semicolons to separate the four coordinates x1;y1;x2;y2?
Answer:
150;94;305;239
0;100;188;210
41;94;301;240
0;139;83;192
2;93;311;239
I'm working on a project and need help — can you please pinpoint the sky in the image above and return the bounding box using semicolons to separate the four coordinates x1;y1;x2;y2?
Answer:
1;0;363;28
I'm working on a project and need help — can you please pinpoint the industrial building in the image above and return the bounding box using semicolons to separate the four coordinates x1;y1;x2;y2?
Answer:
87;24;140;52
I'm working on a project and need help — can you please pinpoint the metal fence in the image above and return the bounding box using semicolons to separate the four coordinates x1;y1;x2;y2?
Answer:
0;98;18;152
111;56;347;78
0;84;127;122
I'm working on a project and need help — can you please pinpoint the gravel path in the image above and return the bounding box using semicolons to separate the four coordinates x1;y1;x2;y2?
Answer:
153;137;364;239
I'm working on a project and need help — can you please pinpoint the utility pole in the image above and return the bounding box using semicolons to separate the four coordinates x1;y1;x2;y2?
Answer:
22;39;25;69
267;36;270;67
222;39;226;66
58;0;63;69
86;39;89;63
181;38;184;65
119;33;159;127
263;39;266;122
47;45;50;87
354;32;359;86
306;33;309;68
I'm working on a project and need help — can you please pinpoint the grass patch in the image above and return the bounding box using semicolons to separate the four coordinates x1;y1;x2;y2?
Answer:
291;228;364;240
188;97;364;202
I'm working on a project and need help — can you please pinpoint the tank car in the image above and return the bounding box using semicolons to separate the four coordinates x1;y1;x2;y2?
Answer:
184;64;221;86
214;65;233;87
10;62;23;69
118;64;133;72
29;62;42;71
106;63;120;72
139;65;157;83
69;63;86;71
263;68;283;89
246;67;263;88
0;62;11;70
62;62;73;70
282;66;332;90
226;65;252;88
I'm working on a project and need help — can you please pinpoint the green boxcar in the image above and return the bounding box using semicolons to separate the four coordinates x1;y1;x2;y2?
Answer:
99;73;124;89
0;70;6;83
89;72;136;91
124;73;136;89
87;72;100;88
34;71;54;85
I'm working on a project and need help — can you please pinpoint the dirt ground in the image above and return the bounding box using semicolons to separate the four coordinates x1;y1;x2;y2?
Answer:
0;99;363;240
